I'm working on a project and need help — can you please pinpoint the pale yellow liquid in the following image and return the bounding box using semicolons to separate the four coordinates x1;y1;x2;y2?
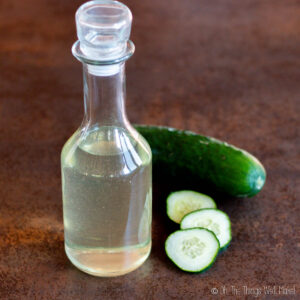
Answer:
61;126;152;276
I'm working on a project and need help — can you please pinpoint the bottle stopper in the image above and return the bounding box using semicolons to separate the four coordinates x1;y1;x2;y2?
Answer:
75;0;133;62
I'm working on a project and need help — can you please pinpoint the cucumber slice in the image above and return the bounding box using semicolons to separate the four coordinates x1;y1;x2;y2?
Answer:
167;190;216;223
181;208;231;250
165;228;220;272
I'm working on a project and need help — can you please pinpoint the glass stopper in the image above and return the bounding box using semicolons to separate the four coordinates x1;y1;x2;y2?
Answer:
75;0;132;61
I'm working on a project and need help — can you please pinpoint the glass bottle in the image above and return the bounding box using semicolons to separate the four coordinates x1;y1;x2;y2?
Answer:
61;0;152;277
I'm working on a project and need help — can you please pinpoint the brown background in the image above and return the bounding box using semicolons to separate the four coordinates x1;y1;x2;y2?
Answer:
0;0;299;299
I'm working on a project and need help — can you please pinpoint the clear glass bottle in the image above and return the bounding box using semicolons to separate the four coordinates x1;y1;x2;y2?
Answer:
61;0;152;277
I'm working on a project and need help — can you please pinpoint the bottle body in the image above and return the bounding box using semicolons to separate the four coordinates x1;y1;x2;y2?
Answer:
61;124;152;276
63;0;151;277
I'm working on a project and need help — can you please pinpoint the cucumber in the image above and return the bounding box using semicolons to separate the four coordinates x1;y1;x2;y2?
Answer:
167;190;216;223
135;125;266;197
165;228;220;272
181;209;231;250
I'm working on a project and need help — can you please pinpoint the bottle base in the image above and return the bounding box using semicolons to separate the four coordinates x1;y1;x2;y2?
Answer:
65;242;151;277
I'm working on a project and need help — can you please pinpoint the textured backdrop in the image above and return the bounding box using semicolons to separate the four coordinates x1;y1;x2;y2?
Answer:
0;0;299;299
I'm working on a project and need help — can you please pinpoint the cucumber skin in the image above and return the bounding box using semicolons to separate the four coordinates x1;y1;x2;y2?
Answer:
165;228;220;273
135;125;266;198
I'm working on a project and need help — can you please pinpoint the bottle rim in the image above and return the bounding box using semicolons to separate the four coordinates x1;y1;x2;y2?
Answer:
72;40;135;65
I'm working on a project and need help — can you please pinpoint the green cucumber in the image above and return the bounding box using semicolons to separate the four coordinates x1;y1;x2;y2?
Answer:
165;228;220;272
135;125;266;197
167;190;216;223
181;208;231;250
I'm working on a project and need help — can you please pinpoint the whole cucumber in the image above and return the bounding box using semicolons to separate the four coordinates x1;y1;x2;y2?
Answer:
135;125;266;198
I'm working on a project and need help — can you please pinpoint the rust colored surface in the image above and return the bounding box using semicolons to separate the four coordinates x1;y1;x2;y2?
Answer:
0;0;299;299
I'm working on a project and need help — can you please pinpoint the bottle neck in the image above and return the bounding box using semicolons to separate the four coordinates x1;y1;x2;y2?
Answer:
82;62;128;128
